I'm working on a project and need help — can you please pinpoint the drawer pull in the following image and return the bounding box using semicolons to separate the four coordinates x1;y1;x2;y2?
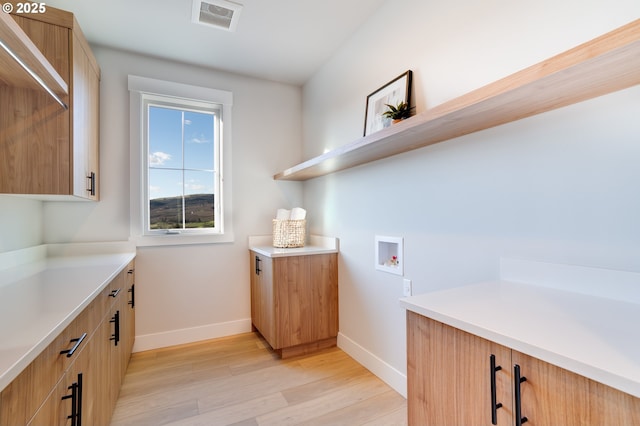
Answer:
60;333;87;358
110;310;120;346
86;172;96;196
255;256;261;275
128;284;135;308
109;288;121;298
514;364;528;426
62;373;83;426
490;354;503;425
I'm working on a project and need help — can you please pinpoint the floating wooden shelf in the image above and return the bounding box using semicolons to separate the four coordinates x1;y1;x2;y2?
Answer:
0;11;68;99
275;19;640;181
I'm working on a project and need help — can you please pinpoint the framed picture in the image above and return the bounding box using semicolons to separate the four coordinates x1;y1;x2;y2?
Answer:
363;70;412;136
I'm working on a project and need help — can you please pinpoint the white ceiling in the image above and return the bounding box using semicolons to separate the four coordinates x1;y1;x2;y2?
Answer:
43;0;387;85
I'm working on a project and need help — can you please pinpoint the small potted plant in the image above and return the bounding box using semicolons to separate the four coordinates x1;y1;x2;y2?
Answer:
382;101;414;124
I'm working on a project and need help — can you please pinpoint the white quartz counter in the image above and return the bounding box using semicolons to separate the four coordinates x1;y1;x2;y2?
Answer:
249;235;339;258
400;260;640;398
0;242;135;392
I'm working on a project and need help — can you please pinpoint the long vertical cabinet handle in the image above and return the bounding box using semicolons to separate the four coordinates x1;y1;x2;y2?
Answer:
77;373;83;426
255;256;261;275
128;269;135;308
128;284;135;308
86;172;96;196
61;373;83;426
490;354;503;425
514;364;528;426
110;310;120;346
61;381;77;426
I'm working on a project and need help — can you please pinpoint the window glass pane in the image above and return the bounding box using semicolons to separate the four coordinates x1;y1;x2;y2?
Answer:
184;111;215;171
149;169;184;229
184;170;215;228
148;106;183;169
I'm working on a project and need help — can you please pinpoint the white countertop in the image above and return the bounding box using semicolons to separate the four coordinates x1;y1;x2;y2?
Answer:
400;269;640;398
248;235;339;258
0;242;135;392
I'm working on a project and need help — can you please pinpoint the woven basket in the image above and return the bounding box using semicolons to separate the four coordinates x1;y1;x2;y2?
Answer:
272;219;306;248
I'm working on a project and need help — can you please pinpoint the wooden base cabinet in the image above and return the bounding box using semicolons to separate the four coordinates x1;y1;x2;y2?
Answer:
0;260;135;426
407;312;640;426
250;251;338;358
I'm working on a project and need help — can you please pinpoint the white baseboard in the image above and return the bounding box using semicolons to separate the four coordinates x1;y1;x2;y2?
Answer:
337;332;407;398
132;318;252;353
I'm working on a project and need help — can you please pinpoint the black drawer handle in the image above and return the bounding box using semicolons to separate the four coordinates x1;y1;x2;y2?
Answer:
490;354;503;425
109;288;121;298
60;333;87;358
86;172;96;196
110;310;120;346
128;284;135;308
255;256;261;275
514;364;528;426
61;373;83;426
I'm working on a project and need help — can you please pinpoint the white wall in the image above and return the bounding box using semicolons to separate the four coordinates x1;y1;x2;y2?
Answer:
42;47;304;350
0;196;42;252
302;0;640;395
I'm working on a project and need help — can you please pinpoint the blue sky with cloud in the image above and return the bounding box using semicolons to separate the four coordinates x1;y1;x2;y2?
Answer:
148;106;215;199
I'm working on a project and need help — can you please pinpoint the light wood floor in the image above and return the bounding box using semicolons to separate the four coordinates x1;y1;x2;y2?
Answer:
110;332;407;426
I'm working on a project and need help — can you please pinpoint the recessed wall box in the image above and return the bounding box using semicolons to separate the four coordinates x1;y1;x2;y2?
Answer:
375;235;403;276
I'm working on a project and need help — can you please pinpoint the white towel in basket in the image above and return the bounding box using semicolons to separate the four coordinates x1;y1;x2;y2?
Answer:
276;209;291;220
290;207;306;220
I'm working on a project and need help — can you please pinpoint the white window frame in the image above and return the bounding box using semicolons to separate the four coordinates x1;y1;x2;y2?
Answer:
128;75;233;246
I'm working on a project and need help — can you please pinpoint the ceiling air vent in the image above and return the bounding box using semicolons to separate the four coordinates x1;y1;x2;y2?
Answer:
192;0;243;32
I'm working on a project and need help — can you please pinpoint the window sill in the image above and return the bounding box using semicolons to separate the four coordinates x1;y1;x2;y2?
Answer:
130;232;234;247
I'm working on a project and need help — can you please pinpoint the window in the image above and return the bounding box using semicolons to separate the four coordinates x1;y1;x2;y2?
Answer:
144;95;219;233
129;76;233;246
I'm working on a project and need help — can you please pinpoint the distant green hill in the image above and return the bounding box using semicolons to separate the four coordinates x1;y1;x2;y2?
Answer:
150;194;214;229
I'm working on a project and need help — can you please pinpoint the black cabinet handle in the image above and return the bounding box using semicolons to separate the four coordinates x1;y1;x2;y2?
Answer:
60;333;87;358
62;373;83;426
490;354;503;425
109;288;121;298
110;310;120;346
514;364;528;426
255;256;261;275
128;284;135;308
77;373;83;426
86;172;96;196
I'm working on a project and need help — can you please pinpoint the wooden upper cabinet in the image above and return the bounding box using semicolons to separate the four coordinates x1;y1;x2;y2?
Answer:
0;7;100;200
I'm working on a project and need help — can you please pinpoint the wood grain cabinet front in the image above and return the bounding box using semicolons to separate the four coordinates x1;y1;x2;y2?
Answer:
250;251;338;358
0;260;136;426
407;312;640;426
0;7;100;200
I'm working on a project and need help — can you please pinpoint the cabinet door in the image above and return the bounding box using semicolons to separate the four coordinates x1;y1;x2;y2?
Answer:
513;351;640;425
250;253;275;347
273;253;338;348
407;312;512;426
0;15;71;196
71;30;100;200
